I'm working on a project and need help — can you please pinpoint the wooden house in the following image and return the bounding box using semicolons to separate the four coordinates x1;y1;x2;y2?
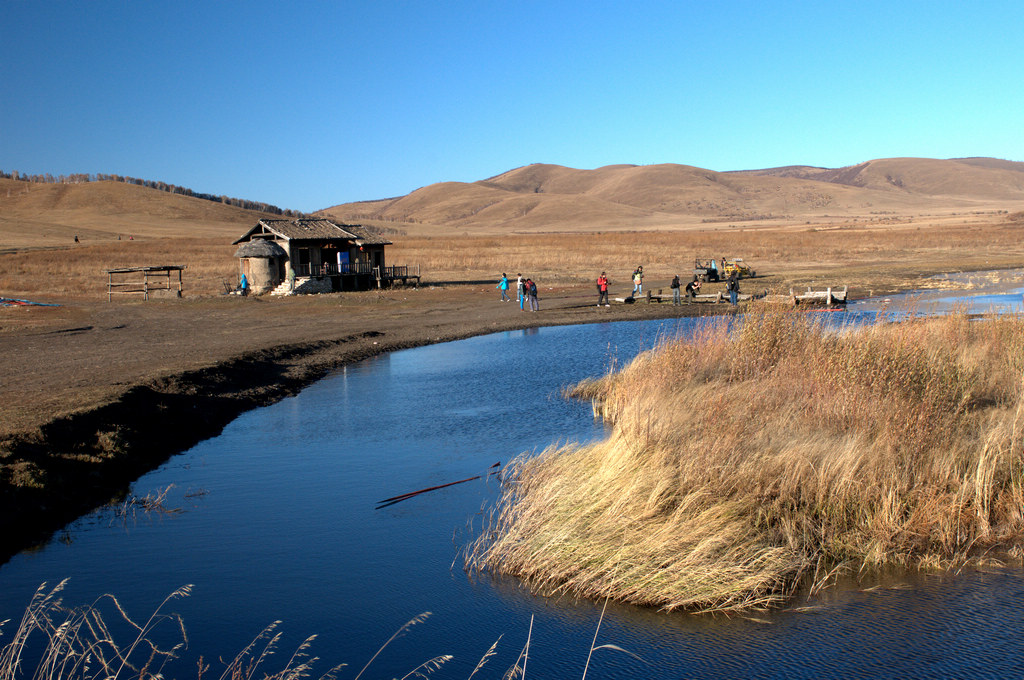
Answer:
232;219;415;294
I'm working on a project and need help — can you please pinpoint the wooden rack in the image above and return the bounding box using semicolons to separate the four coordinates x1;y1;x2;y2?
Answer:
104;265;186;301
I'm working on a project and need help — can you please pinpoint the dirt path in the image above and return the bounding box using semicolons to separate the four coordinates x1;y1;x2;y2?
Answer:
0;282;732;560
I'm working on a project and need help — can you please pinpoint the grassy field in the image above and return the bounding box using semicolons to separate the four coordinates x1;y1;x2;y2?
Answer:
5;215;1024;301
468;307;1024;611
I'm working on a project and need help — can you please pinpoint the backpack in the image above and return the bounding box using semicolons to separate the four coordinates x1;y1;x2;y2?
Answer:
529;282;537;296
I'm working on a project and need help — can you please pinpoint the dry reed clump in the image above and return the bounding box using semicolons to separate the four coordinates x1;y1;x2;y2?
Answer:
0;582;455;680
0;580;190;680
468;307;1024;612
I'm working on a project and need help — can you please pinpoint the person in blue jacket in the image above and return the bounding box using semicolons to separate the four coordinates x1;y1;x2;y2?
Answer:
240;274;249;296
496;273;510;301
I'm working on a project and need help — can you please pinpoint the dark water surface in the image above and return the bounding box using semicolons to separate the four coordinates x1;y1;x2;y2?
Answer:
2;314;1024;678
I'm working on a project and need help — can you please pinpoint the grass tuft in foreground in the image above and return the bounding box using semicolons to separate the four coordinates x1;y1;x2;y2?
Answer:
467;306;1024;612
1;583;637;679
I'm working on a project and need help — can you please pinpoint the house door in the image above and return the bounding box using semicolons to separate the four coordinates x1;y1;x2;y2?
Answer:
296;248;311;275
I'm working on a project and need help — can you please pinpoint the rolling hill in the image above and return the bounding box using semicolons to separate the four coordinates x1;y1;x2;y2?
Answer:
319;157;1024;234
3;157;1023;250
0;178;279;249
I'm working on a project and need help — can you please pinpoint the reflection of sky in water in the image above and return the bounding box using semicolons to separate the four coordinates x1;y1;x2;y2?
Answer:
3;299;1024;677
851;269;1024;316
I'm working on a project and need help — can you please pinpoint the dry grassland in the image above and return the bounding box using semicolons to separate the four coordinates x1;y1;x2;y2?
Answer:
389;217;1024;292
0;238;240;299
3;216;1023;303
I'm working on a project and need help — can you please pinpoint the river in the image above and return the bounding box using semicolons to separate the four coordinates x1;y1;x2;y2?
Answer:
2;283;1024;678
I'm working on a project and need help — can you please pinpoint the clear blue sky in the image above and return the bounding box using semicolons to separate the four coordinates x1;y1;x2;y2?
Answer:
3;1;1021;212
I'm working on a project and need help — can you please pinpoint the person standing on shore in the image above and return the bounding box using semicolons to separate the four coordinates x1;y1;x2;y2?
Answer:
597;272;609;306
727;272;739;305
516;274;525;310
526;278;539;311
497;273;510;302
670;274;681;305
632;266;644;297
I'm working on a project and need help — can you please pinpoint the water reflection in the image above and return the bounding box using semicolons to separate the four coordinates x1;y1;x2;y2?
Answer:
851;267;1024;316
1;313;1023;678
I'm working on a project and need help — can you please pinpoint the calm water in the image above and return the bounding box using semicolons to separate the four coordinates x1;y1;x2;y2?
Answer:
3;308;1024;678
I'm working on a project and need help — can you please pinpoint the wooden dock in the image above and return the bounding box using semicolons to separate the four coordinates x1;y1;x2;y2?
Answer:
763;286;848;306
614;286;847;306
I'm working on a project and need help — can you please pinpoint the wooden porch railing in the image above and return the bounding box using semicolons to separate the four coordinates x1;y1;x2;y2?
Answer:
294;264;420;280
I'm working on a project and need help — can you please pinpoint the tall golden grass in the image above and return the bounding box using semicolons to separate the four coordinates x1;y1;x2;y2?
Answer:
0;582;449;680
0;583;633;679
468;307;1024;612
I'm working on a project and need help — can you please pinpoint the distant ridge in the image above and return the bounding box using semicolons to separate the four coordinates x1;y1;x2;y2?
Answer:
318;157;1024;233
0;177;284;248
5;157;1023;248
0;169;306;217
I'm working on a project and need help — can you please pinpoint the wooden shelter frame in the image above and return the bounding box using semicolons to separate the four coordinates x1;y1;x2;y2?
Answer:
104;265;186;301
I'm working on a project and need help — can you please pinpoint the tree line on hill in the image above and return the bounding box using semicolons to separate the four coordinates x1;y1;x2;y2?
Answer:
0;169;307;217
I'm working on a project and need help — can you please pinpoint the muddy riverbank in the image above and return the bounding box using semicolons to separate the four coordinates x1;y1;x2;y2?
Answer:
0;283;730;561
4;263;1023;563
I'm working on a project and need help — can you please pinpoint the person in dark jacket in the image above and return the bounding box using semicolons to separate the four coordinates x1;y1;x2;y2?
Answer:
685;276;701;301
526;278;539;311
670;274;681;305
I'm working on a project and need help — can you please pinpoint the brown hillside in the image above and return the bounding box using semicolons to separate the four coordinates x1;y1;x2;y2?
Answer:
0;179;274;249
736;157;1024;199
320;157;1024;234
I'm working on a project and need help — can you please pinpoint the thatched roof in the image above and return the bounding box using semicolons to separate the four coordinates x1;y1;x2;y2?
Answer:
233;219;392;246
234;239;287;258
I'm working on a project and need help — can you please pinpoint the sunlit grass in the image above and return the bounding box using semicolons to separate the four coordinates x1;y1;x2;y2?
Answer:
1;583;639;680
468;307;1024;611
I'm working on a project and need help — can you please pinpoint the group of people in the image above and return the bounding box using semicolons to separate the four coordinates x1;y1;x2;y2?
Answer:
614;266;741;306
497;273;539;311
669;274;702;305
498;266;741;311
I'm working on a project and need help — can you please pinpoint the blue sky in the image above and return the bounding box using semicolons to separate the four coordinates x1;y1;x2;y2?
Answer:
3;1;1021;212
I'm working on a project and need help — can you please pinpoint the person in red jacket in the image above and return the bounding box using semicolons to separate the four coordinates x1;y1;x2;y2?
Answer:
597;272;609;307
